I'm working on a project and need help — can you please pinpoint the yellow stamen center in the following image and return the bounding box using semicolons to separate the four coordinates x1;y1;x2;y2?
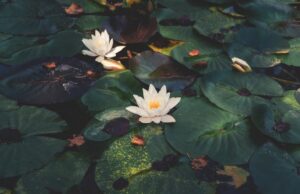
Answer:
149;100;160;109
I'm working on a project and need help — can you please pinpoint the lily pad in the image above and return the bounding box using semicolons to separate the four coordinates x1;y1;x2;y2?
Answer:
0;57;102;105
84;106;134;141
16;152;90;194
281;38;300;67
193;8;244;43
165;97;260;165
171;38;231;74
0;95;18;112
227;27;289;67
200;71;284;115
76;15;107;31
272;90;300;112
0;0;74;35
81;70;142;112
102;15;157;44
0;106;67;177
0;30;83;65
250;143;300;194
252;103;300;144
94;125;214;193
129;51;197;90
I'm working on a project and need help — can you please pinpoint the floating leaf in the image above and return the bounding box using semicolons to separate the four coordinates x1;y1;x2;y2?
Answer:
193;8;244;43
16;152;90;194
57;0;105;13
129;51;197;90
102;15;157;44
250;143;300;194
0;57;101;105
81;70;142;112
0;106;67;178
76;15;107;31
0;30;83;65
227;27;289;67
0;0;74;35
281;38;300;66
0;95;18;112
252;102;300;144
165;97;260;164
201;71;283;115
84;106;134;141
95;125;215;193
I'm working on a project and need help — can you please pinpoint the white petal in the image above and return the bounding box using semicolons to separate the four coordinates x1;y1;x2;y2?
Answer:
100;59;125;71
161;97;181;115
82;39;96;53
143;88;150;101
102;30;110;44
126;106;148;117
139;117;153;123
108;39;114;51
82;50;97;57
161;115;176;123
152;117;161;124
158;85;167;96
95;30;101;39
105;46;126;58
95;56;104;63
148;84;157;96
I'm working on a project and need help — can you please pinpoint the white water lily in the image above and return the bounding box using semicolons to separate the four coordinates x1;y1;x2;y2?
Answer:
82;30;125;66
126;84;181;124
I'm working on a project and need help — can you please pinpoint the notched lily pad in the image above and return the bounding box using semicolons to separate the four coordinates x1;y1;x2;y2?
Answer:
0;106;67;178
252;102;300;144
96;124;215;193
16;152;90;194
165;97;260;165
129;51;197;90
227;27;289;67
102;15;157;44
200;71;284;115
250;143;300;194
81;70;142;113
0;57;102;105
0;0;75;35
84;106;134;141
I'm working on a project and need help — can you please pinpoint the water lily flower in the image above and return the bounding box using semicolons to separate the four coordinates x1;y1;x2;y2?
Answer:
231;57;252;73
126;84;181;124
82;30;125;68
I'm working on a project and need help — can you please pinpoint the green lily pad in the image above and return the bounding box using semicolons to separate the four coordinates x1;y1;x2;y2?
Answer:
129;51;197;90
165;97;260;164
250;143;300;194
76;15;107;31
171;38;231;74
252;103;300;144
193;8;244;43
94;125;215;193
281;38;300;66
0;106;67;177
16;152;90;194
0;187;11;194
84;106;134;141
81;70;142;113
238;0;292;26
0;30;83;65
0;95;18;112
0;0;74;35
272;90;300;112
227;27;289;68
0;57;102;105
201;71;284;115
